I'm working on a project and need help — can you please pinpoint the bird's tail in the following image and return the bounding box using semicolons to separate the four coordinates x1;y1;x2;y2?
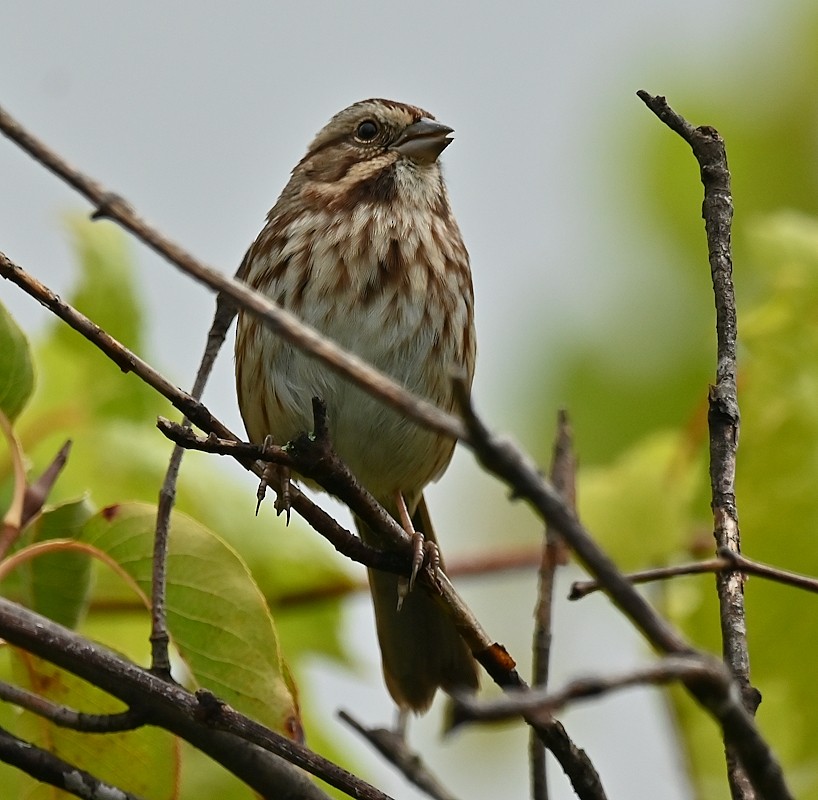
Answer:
356;494;479;712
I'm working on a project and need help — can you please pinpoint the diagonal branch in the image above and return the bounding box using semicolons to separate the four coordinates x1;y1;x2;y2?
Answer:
455;654;738;722
452;385;793;800
338;710;460;800
151;288;241;677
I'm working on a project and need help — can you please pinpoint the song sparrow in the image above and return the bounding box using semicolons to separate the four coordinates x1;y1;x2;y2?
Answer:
235;98;478;711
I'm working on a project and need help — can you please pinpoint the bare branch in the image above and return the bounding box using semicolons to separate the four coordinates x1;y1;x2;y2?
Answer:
531;410;576;800
152;268;246;675
454;654;786;800
638;89;757;800
570;548;818;600
0;680;144;732
452;379;689;652
338;710;460;800
455;655;724;722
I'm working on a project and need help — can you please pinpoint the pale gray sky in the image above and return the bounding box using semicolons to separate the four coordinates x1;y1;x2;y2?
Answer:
0;2;793;798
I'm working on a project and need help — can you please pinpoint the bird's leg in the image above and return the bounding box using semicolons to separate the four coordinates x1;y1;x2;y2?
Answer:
255;435;291;523
394;491;439;609
393;707;409;739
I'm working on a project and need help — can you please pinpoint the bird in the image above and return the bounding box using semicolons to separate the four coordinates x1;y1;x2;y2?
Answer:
234;98;478;712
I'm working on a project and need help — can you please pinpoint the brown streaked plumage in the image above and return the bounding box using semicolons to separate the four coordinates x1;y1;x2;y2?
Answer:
235;98;478;711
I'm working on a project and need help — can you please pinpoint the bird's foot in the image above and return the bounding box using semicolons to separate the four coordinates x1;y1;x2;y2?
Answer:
255;436;291;523
395;493;439;610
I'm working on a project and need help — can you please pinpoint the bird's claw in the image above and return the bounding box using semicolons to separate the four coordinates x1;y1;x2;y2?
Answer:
394;491;441;609
397;534;440;610
255;436;291;524
255;466;272;516
273;467;292;524
409;531;427;591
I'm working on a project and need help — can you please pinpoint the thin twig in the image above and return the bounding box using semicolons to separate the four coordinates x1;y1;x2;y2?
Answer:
455;655;732;722
442;545;541;577
530;410;575;800
0;680;144;732
338;710;460;800
151;289;240;677
452;654;785;800
637;89;757;800
570;548;818;599
452;379;689;652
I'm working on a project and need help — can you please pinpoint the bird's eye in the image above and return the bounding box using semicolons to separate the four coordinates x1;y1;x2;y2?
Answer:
355;120;379;141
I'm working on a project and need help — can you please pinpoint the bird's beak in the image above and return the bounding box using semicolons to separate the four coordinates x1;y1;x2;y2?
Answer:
391;119;454;164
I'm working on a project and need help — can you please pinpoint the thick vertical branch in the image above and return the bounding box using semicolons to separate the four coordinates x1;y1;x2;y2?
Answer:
637;90;759;800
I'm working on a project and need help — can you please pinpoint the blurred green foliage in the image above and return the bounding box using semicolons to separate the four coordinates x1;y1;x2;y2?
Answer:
576;214;818;797
544;10;818;469
537;11;818;797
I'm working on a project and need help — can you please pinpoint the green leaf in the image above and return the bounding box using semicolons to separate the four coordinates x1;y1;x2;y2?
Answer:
0;301;35;422
80;501;300;736
20;417;351;665
22;497;96;629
